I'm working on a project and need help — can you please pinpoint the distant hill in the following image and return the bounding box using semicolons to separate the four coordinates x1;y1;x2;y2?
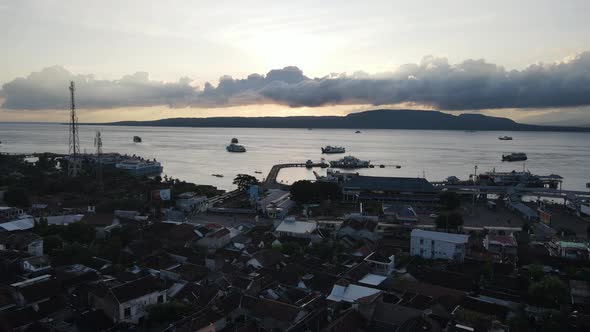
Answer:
93;109;590;132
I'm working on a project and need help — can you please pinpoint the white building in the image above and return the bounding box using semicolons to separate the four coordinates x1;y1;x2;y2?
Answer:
274;219;318;239
89;276;167;324
410;229;469;262
176;192;208;213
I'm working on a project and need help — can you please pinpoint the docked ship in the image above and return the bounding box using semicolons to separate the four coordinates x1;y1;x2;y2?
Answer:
115;159;163;176
133;136;142;143
321;146;346;154
329;156;370;169
502;153;527;162
498;136;513;140
226;143;246;152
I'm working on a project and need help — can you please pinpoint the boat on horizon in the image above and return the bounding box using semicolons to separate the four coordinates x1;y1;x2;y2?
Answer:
498;136;513;140
355;130;362;133
502;152;527;162
133;136;142;143
321;146;346;154
212;174;224;177
329;156;370;169
231;137;239;144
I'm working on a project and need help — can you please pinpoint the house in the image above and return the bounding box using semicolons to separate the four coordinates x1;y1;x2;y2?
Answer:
0;232;43;256
341;175;439;203
382;204;418;223
557;241;590;260
176;192;208;213
239;295;311;331
20;255;51;274
363;252;396;276
274;219;318;239
82;213;120;239
88;276;167;324
410;229;469;262
483;234;518;257
196;228;231;250
326;279;382;305
247;249;284;269
338;218;380;243
11;275;60;307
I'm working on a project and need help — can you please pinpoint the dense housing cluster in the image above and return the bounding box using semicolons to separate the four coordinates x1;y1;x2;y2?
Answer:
1;154;590;331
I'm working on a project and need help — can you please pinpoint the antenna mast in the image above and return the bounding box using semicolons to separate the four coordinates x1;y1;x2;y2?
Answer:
67;81;81;177
94;131;104;192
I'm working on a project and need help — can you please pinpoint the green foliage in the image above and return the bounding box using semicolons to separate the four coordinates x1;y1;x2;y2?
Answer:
439;191;461;210
435;212;464;230
233;174;259;191
61;222;96;244
281;242;303;256
4;187;31;207
527;264;545;282
290;180;341;204
148;302;193;323
307;241;342;261
43;235;63;253
52;243;95;266
528;276;568;308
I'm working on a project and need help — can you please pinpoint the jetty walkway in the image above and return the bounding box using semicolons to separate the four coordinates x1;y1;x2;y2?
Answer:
263;162;328;189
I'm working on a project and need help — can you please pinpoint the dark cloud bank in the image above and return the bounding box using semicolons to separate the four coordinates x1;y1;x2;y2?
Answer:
2;52;590;111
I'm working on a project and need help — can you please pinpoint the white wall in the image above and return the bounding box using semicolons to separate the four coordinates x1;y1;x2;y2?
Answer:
119;290;167;323
410;235;465;261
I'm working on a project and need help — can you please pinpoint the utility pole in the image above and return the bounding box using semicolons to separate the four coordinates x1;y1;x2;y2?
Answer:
67;81;81;177
94;131;104;192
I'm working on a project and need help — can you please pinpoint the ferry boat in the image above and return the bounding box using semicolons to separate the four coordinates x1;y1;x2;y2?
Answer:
226;143;246;152
133;136;142;143
115;159;163;176
321;146;346;154
498;136;513;140
329;156;370;169
502;153;527;162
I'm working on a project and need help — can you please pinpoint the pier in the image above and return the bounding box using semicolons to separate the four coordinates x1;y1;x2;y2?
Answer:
263;162;328;189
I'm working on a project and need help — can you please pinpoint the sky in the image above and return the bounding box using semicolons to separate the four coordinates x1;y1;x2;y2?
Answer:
1;0;589;124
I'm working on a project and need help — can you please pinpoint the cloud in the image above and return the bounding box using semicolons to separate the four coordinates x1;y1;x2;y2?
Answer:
2;52;590;111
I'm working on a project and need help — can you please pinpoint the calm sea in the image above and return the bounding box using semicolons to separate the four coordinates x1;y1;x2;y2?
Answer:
1;122;589;192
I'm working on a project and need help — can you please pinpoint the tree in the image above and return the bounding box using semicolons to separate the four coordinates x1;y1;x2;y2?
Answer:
4;187;30;207
233;174;259;191
61;222;96;244
281;242;303;256
528;276;568;308
435;212;463;230
527;264;545;282
43;235;63;253
439;191;461;210
290;180;341;204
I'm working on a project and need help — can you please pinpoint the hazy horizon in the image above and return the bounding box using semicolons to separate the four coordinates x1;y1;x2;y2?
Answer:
1;1;589;125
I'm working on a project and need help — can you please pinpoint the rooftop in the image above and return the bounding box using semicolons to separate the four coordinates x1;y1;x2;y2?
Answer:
326;281;382;303
343;176;437;193
275;220;317;234
411;229;469;244
486;234;517;247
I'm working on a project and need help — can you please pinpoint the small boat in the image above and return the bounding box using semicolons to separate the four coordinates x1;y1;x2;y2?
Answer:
502;153;527;162
355;130;362;133
321;146;346;154
231;137;239;144
212;174;224;178
305;160;314;168
227;143;246;152
396;165;401;169
255;171;262;174
133;136;142;143
498;136;513;140
379;165;385;168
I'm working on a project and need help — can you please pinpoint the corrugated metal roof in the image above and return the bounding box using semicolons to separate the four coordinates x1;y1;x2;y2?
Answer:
411;229;469;243
343;176;437;193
